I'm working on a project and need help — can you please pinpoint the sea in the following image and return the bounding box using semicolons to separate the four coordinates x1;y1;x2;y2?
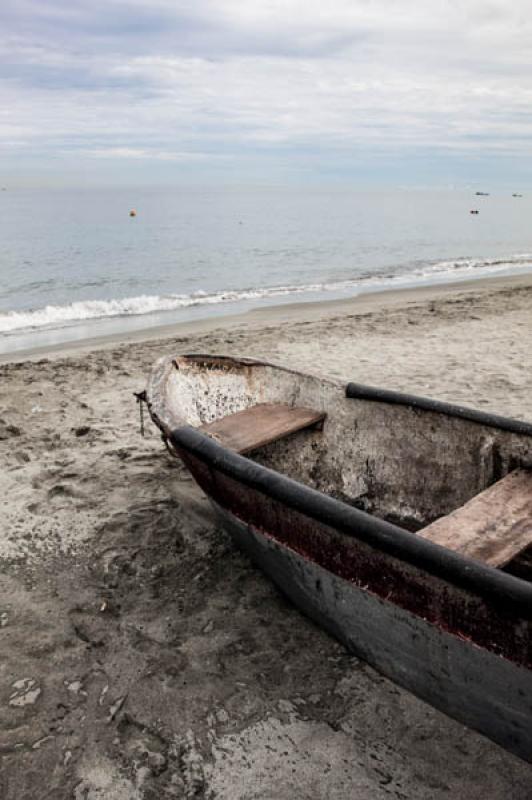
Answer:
1;186;531;355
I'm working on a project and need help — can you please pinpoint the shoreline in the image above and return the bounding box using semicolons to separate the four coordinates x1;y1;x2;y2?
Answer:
2;270;532;365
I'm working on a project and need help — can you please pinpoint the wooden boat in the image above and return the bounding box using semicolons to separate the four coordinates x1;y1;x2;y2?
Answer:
146;354;532;762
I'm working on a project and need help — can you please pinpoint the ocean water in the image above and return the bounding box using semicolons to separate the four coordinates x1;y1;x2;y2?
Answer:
1;186;531;354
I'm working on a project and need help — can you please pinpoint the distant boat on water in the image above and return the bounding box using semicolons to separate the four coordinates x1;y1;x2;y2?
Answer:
512;193;523;198
475;191;490;196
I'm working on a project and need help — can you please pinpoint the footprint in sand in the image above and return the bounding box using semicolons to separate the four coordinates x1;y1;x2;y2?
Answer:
0;420;22;440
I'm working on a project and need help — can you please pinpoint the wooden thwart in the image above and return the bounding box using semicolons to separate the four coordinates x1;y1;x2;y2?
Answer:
198;403;325;455
418;469;532;567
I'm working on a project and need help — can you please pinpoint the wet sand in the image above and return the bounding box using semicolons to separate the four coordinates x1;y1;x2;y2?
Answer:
1;275;532;798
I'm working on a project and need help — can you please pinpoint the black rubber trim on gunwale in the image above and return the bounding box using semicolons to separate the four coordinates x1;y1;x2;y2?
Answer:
171;425;532;618
346;382;532;437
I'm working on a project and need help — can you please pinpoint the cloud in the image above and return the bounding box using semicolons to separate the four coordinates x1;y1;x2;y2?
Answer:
1;1;532;184
86;147;219;162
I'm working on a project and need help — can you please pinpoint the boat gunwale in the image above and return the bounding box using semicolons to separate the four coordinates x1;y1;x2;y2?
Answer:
169;424;532;619
146;353;532;617
346;382;532;437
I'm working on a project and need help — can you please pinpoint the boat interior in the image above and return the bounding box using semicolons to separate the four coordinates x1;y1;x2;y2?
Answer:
159;355;532;582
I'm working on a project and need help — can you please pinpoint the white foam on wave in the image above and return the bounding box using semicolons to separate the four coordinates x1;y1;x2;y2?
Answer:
0;281;362;334
418;253;532;276
2;253;532;335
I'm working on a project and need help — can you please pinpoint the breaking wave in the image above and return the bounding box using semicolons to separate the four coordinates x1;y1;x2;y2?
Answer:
1;252;532;335
420;253;532;275
0;281;362;334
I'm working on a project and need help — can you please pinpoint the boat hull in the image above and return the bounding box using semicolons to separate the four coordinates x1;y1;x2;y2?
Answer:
214;500;532;762
145;355;532;763
171;439;532;763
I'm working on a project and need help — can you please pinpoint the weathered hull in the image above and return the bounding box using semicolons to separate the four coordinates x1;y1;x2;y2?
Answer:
214;501;532;762
175;442;532;763
146;354;532;763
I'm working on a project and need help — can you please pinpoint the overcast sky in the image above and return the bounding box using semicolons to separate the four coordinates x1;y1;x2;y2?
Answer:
2;1;532;187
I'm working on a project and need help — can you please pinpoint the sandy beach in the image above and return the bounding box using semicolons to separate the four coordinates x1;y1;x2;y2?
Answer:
1;274;532;798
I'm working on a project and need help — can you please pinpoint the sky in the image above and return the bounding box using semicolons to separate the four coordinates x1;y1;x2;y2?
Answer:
2;0;532;187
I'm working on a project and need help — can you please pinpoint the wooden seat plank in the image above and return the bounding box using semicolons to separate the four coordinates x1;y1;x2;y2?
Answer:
198;403;325;454
418;469;532;567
